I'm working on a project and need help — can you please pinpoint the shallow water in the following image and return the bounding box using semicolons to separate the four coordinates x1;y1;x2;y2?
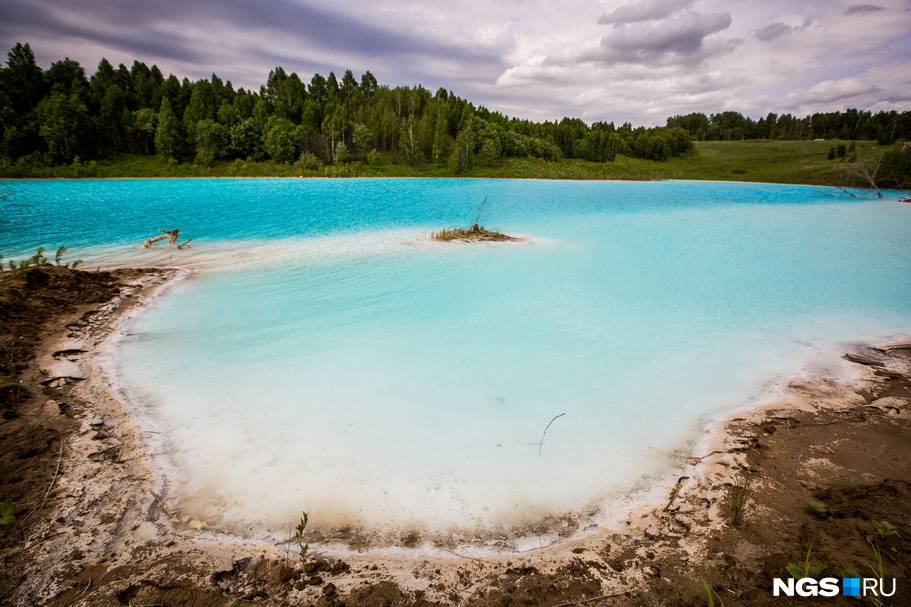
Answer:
5;178;911;539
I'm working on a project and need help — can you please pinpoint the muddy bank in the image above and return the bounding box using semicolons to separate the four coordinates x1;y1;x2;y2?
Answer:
1;265;909;606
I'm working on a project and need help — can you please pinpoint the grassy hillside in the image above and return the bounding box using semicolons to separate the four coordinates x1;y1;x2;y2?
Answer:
0;139;892;187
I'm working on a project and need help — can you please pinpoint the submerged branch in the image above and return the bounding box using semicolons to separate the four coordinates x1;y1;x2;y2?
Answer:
539;413;565;456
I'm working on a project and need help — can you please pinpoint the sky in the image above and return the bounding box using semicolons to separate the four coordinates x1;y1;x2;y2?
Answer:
1;0;910;126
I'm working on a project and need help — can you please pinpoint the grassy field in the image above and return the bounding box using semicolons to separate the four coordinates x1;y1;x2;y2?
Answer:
0;139;892;187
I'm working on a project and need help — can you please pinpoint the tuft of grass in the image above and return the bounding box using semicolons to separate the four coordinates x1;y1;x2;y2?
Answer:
432;194;519;242
431;226;513;241
729;478;751;525
696;572;725;607
4;246;81;274
865;520;898;588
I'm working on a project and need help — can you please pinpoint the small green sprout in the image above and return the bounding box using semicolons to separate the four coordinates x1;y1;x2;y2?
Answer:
294;511;310;566
786;545;827;579
0;502;15;525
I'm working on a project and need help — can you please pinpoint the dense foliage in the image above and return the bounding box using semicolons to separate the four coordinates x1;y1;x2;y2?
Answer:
0;42;907;176
0;43;694;171
667;109;911;145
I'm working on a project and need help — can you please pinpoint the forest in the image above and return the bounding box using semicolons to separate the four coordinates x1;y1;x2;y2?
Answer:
1;42;910;177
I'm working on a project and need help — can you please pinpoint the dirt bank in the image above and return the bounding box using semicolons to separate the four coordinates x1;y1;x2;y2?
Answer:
1;266;909;606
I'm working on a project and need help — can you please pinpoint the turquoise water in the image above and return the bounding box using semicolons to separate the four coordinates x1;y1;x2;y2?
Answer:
4;178;911;539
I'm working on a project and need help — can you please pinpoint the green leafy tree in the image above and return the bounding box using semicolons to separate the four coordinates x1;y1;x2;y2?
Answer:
194;118;227;166
321;105;346;163
3;43;46;116
36;91;90;161
182;81;217;139
300;100;322;135
326;71;339;97
128;107;158;155
359;71;377;97
398;115;416;165
99;84;126;151
432;105;446;166
308;73;328;109
45;58;90;101
230;118;262;159
352;123;373;158
154;97;181;158
263;117;296;163
341;69;358;103
334;141;351;163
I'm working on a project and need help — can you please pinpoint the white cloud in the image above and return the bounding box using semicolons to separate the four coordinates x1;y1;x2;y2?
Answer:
752;18;812;42
805;77;878;104
598;0;694;25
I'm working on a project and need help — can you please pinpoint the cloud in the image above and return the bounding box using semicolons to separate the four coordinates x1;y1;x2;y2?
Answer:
2;0;910;127
753;22;794;42
753;18;812;42
598;0;694;26
594;11;735;66
0;0;502;88
845;4;884;15
804;76;878;104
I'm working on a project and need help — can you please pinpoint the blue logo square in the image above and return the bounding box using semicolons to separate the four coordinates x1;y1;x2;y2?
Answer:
842;578;861;597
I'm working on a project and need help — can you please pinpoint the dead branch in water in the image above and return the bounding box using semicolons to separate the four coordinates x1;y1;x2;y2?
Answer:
141;228;183;249
471;194;489;231
159;228;180;244
538;413;565;456
141;235;168;249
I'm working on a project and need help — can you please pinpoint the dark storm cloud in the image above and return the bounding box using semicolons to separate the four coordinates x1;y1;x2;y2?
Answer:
595;11;734;65
0;1;210;65
0;0;500;82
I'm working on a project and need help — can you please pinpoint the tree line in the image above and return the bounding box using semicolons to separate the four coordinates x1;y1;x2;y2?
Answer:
0;42;908;174
0;43;694;171
666;109;911;144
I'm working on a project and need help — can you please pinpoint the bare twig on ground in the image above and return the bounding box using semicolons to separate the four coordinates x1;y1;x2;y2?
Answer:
664;476;689;511
62;578;92;607
150;491;177;520
22;431;65;524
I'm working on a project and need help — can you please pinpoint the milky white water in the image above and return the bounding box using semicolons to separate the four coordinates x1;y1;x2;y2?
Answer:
6;178;910;541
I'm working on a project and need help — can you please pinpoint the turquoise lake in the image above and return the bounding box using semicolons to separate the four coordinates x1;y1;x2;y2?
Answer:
4;178;910;539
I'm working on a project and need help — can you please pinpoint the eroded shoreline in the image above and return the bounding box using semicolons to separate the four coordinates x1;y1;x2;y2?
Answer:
2;266;909;606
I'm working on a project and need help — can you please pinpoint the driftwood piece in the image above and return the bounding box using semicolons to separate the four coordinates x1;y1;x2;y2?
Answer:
177;239;193;250
141;228;182;249
158;228;180;244
141;234;168;249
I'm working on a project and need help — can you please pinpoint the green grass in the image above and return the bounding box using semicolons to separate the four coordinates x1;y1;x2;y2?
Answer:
0;140;893;187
